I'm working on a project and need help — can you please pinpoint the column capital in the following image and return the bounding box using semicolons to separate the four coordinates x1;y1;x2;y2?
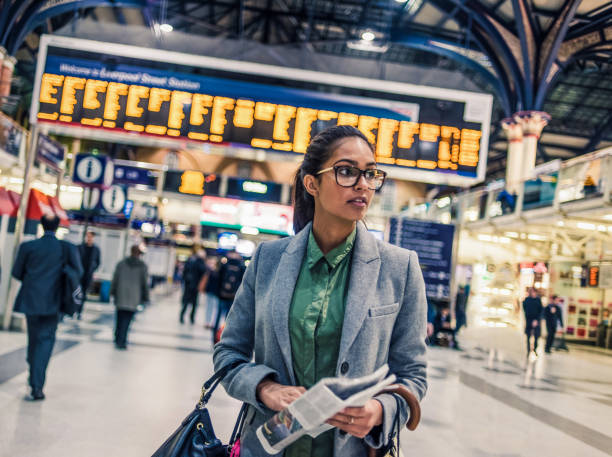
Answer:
514;111;551;138
501;117;523;142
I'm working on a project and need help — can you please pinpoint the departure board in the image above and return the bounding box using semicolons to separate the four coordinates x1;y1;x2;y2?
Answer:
33;36;493;185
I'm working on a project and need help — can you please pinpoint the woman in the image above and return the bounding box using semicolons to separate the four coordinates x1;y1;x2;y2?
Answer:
214;125;427;457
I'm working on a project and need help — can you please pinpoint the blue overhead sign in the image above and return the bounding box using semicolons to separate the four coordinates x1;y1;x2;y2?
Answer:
72;153;114;188
36;133;65;171
388;217;455;300
32;36;493;186
113;164;156;187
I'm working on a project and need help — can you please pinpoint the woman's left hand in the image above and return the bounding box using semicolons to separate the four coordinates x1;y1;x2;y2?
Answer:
326;399;383;438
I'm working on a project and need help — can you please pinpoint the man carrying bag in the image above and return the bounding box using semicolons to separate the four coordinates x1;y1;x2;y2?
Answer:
11;214;83;400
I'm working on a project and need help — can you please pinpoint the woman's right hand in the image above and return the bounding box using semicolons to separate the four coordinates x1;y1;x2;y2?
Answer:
256;379;306;411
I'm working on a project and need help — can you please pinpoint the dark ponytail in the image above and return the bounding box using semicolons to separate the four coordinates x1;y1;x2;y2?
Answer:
292;125;372;233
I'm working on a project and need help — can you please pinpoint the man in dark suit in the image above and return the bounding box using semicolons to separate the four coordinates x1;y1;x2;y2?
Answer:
77;230;101;319
523;287;543;356
11;214;83;400
544;295;564;353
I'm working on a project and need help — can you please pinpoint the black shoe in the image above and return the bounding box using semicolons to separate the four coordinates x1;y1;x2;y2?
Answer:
77;314;82;321
545;349;552;353
30;389;45;401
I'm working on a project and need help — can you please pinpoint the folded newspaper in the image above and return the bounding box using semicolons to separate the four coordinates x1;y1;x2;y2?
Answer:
256;364;396;454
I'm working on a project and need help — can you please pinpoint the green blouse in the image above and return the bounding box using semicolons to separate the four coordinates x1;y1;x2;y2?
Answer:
286;227;356;457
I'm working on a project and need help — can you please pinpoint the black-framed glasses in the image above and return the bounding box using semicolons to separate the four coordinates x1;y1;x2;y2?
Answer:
317;164;387;190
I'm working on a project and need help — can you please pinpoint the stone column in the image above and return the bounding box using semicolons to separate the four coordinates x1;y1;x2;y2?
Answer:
516;111;551;180
0;53;16;98
501;117;524;195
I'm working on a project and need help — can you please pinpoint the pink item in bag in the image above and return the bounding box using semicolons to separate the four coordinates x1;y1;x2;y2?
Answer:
229;439;241;457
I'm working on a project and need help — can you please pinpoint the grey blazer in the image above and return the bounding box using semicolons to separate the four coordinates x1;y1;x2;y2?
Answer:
213;222;427;457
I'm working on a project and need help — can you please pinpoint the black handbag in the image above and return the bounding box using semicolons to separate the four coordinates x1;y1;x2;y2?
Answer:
152;362;247;457
60;241;84;316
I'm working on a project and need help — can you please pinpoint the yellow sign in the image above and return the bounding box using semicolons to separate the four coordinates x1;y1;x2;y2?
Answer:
37;73;482;174
178;170;205;195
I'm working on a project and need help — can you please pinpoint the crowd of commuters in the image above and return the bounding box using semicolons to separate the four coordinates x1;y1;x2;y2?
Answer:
177;246;246;344
10;214;151;400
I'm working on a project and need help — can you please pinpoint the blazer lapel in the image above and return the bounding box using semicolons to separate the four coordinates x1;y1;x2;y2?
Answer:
270;223;310;385
338;222;381;364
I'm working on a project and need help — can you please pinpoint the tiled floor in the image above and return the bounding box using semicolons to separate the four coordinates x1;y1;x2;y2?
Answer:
1;289;611;457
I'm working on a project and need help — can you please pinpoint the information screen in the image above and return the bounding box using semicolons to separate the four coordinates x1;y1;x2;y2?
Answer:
33;36;493;185
389;217;455;300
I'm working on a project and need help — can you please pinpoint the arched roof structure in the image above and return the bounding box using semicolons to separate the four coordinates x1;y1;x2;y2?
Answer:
2;0;612;180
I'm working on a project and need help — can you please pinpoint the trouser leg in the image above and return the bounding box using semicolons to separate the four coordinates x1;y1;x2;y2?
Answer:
526;334;532;354
119;311;135;346
26;316;38;387
27;314;59;390
204;293;217;326
79;276;91;314
114;309;121;344
117;310;132;347
190;295;199;323
212;299;230;343
545;325;556;351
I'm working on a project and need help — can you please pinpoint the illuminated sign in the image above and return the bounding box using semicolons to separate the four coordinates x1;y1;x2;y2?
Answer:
201;196;293;235
588;266;599;287
163;170;220;196
242;181;268;194
32;36;493;186
179;170;205;195
226;177;283;203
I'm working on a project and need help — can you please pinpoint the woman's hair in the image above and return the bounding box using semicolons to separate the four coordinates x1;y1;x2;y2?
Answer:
292;125;373;233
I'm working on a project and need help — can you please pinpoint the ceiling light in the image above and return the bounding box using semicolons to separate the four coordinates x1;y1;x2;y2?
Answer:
527;233;547;241
240;226;259;236
556;221;564;227
577;222;596;230
159;23;173;33
361;31;376;42
604;214;612;220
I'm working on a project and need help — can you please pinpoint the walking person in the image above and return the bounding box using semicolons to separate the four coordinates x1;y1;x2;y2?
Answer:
77;230;101;319
110;245;149;350
523;287;543;356
455;285;468;333
214;125;427;456
11;214;83;400
212;251;245;343
202;257;219;329
180;247;207;324
544;295;564;353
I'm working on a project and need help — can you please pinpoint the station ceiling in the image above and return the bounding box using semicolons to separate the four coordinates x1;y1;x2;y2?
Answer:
4;0;612;182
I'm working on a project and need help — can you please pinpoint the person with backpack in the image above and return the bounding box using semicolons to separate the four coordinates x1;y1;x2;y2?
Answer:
11;214;83;400
212;250;245;343
180;247;207;324
110;244;150;350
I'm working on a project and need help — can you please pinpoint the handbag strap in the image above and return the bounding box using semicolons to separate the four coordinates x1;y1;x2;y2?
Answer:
198;360;243;407
229;403;249;445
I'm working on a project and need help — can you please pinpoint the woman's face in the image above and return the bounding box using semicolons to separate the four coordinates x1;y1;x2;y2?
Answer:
307;136;378;226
